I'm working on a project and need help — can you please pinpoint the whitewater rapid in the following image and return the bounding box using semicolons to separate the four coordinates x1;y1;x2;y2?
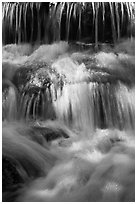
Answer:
2;39;135;202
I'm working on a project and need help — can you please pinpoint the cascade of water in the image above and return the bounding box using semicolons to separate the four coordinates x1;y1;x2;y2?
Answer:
2;2;135;44
91;2;95;27
58;3;65;41
109;2;117;44
78;4;82;41
49;3;59;41
120;3;124;26
15;3;18;43
20;92;29;119
66;3;73;41
2;2;135;201
30;3;34;42
2;35;135;202
52;83;94;135
115;82;135;130
95;3;99;50
127;2;135;38
24;3;28;42
2;85;17;121
33;92;39;120
102;2;105;42
2;40;134;129
18;4;22;43
50;80;134;132
73;3;77;20
115;3;120;41
66;3;70;41
36;3;41;43
55;3;65;42
26;94;35;120
18;86;56;121
9;3;15;31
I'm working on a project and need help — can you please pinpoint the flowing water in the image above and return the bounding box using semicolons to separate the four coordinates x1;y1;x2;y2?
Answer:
2;2;135;202
2;2;135;44
2;39;135;202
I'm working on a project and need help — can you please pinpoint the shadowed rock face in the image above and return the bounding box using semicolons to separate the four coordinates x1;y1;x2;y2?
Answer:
3;157;23;191
2;157;24;202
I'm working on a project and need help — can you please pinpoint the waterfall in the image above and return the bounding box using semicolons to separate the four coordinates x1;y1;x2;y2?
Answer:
2;2;135;202
2;2;135;44
2;84;18;121
2;41;135;132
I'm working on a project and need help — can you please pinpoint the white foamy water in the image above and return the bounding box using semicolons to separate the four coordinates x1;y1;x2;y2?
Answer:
2;39;135;202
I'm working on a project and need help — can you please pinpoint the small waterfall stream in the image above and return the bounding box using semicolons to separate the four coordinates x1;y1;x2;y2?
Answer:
3;44;135;131
2;2;135;202
2;2;135;44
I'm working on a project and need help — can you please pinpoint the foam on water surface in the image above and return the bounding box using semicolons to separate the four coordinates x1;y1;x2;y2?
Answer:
2;39;135;202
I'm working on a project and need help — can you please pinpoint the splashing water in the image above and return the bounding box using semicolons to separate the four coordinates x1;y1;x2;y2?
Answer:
2;27;135;202
3;121;135;202
2;85;17;121
3;40;134;129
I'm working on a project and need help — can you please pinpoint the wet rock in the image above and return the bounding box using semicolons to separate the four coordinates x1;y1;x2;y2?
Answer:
33;126;69;142
2;156;24;202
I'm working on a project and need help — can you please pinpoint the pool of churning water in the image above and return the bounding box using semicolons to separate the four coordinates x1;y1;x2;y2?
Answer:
2;39;135;201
